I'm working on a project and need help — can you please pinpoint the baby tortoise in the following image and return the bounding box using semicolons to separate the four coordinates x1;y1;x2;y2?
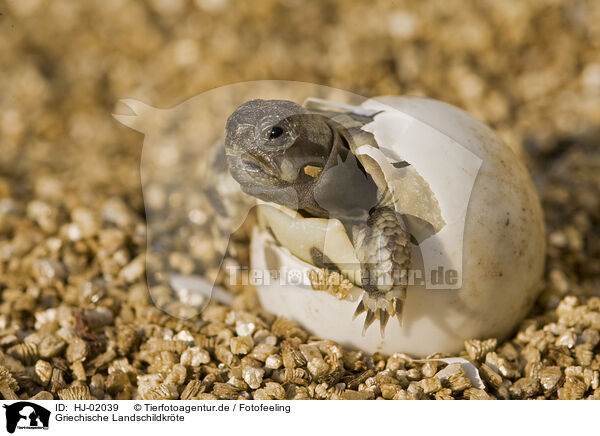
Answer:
225;99;412;336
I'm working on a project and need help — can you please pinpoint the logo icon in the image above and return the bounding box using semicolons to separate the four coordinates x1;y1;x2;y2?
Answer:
2;402;50;434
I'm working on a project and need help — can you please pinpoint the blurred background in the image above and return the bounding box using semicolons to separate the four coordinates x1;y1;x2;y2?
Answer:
0;0;599;399
2;0;599;296
2;0;599;176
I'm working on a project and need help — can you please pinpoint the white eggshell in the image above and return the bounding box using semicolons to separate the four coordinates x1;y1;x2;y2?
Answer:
250;96;545;356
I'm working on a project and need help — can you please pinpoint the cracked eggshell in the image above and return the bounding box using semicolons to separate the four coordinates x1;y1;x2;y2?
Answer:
250;96;545;357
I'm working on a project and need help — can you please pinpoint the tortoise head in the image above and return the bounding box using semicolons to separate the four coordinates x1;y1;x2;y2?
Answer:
225;99;341;212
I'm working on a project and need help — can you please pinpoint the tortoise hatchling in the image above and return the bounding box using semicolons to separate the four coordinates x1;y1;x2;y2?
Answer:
225;93;545;356
115;84;545;356
225;99;414;336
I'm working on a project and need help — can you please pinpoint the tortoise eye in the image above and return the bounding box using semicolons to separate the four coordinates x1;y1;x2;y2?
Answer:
268;126;284;139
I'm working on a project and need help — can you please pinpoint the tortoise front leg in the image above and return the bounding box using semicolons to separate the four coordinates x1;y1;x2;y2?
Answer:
353;206;411;337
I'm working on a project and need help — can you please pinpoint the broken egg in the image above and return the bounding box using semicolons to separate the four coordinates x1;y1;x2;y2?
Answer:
250;96;545;356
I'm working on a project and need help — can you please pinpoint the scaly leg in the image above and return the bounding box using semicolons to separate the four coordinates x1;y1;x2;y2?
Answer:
352;206;411;337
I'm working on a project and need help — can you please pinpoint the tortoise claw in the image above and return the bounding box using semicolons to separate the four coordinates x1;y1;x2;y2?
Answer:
392;297;404;327
355;294;405;336
378;308;389;338
352;300;366;320
361;309;376;336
